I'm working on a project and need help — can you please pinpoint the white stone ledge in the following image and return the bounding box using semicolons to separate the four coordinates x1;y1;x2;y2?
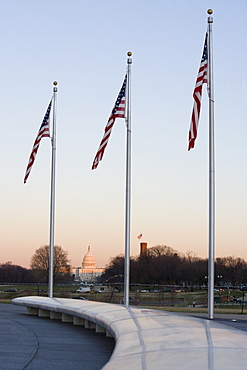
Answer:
12;296;247;369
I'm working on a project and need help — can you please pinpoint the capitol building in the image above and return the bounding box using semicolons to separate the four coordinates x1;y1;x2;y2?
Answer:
71;246;105;283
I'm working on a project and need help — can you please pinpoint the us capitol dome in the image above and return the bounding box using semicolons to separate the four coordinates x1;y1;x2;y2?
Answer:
72;246;104;283
82;246;96;270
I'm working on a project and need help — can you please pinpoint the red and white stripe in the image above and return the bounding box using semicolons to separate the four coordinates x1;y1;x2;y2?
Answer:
92;77;126;170
188;35;208;150
24;101;52;183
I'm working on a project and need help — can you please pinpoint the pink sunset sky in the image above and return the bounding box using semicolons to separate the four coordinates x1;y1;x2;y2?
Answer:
1;0;246;269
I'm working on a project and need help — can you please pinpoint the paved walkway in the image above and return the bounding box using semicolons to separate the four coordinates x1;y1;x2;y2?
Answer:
0;303;114;370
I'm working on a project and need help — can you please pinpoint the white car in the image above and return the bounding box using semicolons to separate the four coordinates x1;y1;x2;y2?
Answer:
76;287;90;293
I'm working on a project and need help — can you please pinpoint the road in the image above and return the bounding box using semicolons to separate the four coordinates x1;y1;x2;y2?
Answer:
184;312;247;332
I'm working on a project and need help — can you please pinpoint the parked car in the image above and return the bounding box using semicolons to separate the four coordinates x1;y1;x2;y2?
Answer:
89;289;102;294
76;287;90;293
72;296;87;300
121;297;138;305
4;288;17;292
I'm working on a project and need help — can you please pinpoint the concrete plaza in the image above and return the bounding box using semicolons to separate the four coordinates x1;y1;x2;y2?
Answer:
0;303;114;369
3;298;247;369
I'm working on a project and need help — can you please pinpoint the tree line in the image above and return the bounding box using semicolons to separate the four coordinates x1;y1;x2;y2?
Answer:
100;245;247;287
1;244;247;286
0;245;71;284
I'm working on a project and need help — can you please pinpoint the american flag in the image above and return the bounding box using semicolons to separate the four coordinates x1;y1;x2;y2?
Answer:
137;233;142;239
92;75;127;170
188;33;208;150
24;100;52;183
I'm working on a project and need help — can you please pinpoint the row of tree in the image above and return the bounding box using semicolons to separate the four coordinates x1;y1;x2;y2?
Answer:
0;245;71;284
1;244;247;286
100;245;247;286
0;262;34;283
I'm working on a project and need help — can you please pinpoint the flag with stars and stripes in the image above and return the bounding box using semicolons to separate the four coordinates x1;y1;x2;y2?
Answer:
188;33;208;150
24;100;52;183
92;75;127;170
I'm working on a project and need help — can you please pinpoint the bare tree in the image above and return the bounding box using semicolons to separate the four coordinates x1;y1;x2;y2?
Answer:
30;245;71;283
216;256;247;286
100;254;124;282
148;245;178;258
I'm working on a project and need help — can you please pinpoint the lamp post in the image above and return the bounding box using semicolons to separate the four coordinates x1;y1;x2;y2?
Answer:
217;275;222;286
105;275;124;303
241;289;245;314
205;276;208;306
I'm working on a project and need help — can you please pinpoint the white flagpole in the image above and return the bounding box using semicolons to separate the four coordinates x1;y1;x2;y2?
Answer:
124;52;132;307
207;9;215;319
48;81;58;298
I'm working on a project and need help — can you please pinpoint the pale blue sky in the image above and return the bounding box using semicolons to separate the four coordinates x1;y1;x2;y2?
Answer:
1;0;246;269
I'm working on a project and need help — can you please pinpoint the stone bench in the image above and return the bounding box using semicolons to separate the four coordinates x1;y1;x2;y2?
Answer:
13;296;247;369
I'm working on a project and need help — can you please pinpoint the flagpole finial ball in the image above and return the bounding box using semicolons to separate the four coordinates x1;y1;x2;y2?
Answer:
207;9;213;15
53;81;58;86
127;51;132;57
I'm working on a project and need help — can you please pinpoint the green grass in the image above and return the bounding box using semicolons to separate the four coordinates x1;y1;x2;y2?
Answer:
0;299;12;304
1;284;246;315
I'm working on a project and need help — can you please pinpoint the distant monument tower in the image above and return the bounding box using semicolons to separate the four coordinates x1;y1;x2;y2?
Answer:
140;242;147;256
